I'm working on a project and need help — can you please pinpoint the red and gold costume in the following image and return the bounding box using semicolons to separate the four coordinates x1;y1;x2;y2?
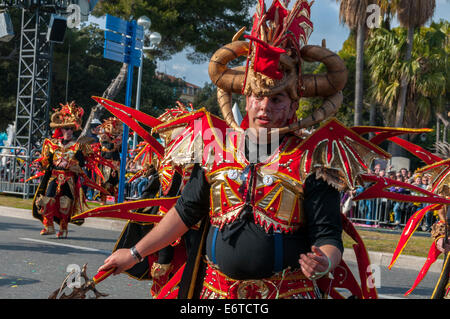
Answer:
92;117;123;203
31;102;108;238
102;103;194;297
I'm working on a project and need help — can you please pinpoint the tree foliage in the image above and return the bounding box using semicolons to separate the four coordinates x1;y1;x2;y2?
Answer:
0;1;256;133
296;32;373;128
366;21;449;128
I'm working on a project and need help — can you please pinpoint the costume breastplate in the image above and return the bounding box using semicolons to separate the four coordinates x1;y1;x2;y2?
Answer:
204;133;306;234
51;140;80;169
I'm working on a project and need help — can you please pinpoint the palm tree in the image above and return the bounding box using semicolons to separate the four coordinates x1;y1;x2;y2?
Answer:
366;22;448;130
395;0;436;127
336;0;375;126
376;0;401;30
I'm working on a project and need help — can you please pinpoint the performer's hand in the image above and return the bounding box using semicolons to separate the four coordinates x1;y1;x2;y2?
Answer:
98;248;137;275
299;246;331;280
436;237;450;254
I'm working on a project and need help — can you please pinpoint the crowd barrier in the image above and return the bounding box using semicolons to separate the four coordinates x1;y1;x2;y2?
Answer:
0;146;38;198
346;196;435;230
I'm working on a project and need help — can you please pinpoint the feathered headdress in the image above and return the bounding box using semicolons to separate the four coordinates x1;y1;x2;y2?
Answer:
50;101;84;131
95;117;124;138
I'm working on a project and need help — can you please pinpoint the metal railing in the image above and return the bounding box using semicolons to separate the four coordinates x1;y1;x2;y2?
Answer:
0;146;38;198
346;196;435;230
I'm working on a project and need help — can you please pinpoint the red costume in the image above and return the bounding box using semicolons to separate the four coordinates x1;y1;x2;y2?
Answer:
32;102;109;238
70;0;450;300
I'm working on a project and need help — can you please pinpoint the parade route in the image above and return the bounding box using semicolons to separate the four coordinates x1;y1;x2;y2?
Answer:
0;207;151;299
19;237;112;255
0;205;443;299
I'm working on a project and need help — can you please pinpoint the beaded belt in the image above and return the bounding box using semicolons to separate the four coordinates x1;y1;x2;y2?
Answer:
200;261;318;299
52;169;75;178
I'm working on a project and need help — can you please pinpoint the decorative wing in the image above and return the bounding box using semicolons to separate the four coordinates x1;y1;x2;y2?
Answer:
298;118;390;189
71;197;179;223
416;159;450;195
359;134;449;296
92;96;165;158
388;135;443;165
153;108;230;169
404;242;442;296
388;204;442;270
353;174;450;205
350;126;433;147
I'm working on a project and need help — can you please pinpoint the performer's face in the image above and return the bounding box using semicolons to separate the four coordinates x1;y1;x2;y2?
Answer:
245;91;296;140
61;128;73;140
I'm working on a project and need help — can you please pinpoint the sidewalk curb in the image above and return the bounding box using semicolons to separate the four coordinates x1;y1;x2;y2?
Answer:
0;206;444;273
0;205;127;232
343;249;442;274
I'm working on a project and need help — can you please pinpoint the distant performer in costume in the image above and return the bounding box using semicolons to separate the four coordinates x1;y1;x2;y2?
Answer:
32;102;103;238
431;198;449;299
110;103;195;298
93;117;122;203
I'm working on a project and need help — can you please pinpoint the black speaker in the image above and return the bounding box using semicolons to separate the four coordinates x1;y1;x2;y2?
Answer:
46;14;67;43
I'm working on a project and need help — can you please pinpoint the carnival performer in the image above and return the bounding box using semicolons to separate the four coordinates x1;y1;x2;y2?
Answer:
432;199;449;299
94;0;370;299
72;0;449;300
31;102;105;238
110;103;196;297
93;117;122;203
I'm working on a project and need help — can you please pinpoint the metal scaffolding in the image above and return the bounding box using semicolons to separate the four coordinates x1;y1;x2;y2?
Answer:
0;1;76;197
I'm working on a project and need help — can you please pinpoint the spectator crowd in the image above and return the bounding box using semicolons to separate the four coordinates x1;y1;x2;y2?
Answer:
341;163;436;232
0;145;438;232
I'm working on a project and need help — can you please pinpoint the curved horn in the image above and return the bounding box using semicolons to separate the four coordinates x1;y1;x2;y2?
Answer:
274;91;344;136
270;45;348;135
208;41;249;130
216;87;242;131
301;45;348;97
208;40;249;94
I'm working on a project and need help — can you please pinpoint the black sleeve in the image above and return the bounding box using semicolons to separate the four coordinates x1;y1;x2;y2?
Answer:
75;149;85;168
304;172;344;253
175;163;211;228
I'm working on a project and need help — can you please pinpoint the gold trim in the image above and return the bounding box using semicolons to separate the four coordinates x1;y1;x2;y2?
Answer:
202;281;228;298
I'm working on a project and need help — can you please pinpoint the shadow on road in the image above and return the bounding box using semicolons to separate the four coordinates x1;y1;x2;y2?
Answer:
0;274;40;287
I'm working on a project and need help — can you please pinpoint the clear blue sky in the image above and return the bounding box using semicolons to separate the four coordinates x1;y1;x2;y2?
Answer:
90;0;449;87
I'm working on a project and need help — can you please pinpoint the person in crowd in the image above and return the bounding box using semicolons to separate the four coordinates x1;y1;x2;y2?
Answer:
389;175;411;228
409;175;433;231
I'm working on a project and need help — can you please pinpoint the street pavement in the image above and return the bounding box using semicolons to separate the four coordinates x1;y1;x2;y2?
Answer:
0;206;151;299
0;205;444;299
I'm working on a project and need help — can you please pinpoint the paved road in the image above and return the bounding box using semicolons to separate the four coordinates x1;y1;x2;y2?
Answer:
0;214;151;299
0;207;444;299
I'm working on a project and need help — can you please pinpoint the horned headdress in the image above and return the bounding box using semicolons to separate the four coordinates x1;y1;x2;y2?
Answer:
50;101;84;131
208;0;348;133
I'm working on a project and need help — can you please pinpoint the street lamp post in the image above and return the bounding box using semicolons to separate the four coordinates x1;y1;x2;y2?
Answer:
133;16;161;149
